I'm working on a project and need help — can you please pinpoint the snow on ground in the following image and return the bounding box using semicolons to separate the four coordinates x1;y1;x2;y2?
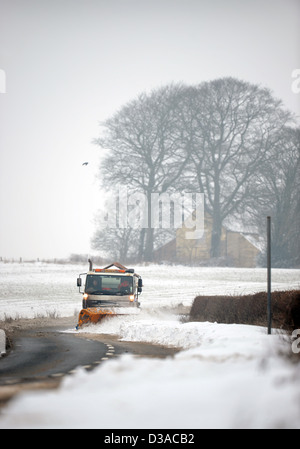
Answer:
0;262;81;320
0;262;299;320
1;318;300;429
0;262;300;428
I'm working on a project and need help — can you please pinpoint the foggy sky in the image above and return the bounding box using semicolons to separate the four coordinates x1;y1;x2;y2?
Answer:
0;0;299;260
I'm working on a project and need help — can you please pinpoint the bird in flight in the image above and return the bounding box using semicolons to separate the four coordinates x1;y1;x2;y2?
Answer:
82;162;89;166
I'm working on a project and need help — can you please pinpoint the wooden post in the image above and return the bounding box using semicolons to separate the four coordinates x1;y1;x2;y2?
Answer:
267;216;272;335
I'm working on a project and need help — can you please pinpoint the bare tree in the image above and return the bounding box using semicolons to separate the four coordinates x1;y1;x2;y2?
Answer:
93;78;296;265
246;127;300;267
91;226;139;262
182;78;293;258
94;84;191;261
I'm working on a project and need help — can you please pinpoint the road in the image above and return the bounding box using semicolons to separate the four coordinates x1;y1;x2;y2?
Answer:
0;323;179;387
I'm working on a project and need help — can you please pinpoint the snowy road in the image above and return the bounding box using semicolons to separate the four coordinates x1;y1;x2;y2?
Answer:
0;323;178;386
1;318;299;429
0;262;299;429
0;326;109;383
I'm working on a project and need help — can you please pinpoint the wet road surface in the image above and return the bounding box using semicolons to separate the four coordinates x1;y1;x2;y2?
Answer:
0;326;179;386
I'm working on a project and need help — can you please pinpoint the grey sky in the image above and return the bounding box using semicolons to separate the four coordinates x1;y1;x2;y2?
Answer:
0;0;299;260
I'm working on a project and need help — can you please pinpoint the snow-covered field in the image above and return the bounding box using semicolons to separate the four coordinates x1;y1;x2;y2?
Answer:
0;262;299;320
0;262;300;429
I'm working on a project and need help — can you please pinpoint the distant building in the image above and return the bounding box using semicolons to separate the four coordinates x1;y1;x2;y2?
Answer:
154;213;261;268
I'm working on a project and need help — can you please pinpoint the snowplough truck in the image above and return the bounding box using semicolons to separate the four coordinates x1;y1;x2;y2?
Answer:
76;261;143;329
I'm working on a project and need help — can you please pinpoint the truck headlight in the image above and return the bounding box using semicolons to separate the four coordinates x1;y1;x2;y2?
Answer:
129;295;134;302
83;293;88;300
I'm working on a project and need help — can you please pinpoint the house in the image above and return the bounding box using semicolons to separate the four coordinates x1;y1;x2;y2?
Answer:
154;213;261;268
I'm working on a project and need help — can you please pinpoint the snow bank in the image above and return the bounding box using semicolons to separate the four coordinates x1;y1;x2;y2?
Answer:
0;321;299;429
75;309;277;358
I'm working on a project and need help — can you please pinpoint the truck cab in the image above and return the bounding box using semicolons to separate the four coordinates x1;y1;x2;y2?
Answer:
77;262;142;310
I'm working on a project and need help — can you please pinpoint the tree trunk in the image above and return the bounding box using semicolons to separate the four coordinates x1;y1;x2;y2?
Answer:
144;190;154;261
210;214;222;258
144;227;154;261
138;228;146;261
210;176;222;258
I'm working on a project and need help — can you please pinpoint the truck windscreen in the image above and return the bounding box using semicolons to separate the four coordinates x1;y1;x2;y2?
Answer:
85;275;133;295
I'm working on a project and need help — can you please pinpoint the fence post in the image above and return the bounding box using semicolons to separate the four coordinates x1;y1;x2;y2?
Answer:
267;216;272;334
0;330;6;356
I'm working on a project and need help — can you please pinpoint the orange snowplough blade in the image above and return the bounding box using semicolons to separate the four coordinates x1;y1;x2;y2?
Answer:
76;308;115;329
